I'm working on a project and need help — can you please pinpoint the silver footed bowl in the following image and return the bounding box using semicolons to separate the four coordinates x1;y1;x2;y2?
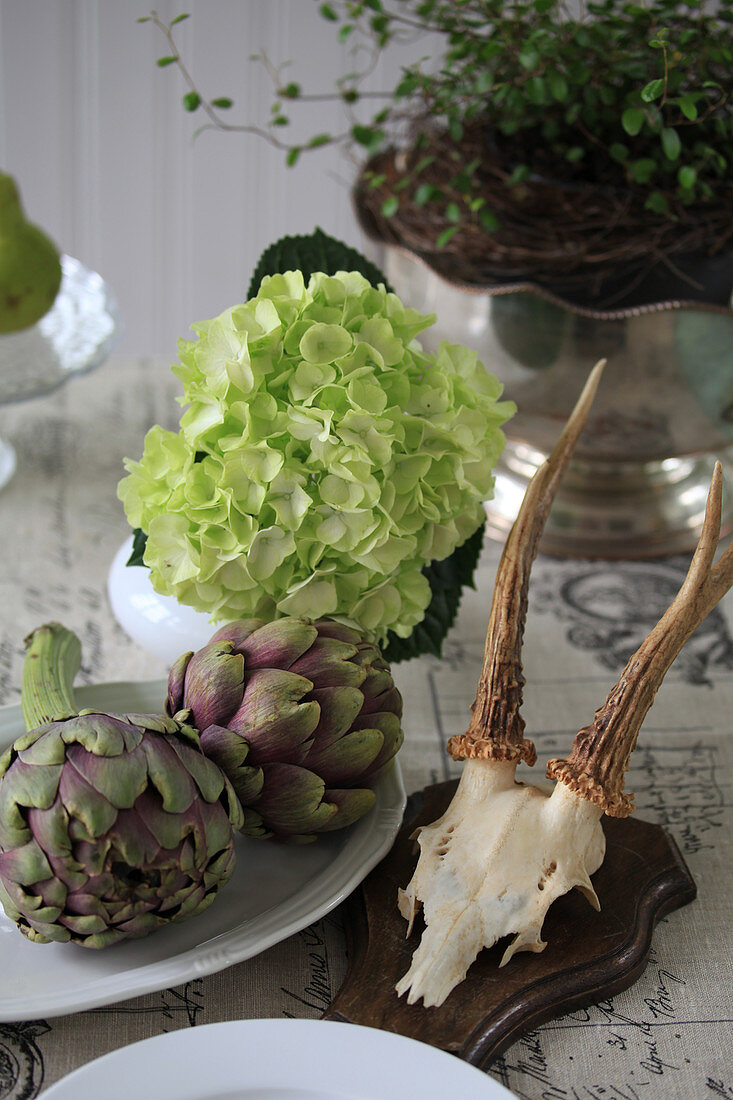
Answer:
372;242;733;559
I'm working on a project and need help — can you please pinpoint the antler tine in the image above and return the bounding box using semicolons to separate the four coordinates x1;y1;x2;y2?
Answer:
448;359;606;765
548;461;733;816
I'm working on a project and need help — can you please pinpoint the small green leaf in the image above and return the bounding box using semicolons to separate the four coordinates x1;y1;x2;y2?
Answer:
548;71;569;101
526;76;547;105
414;184;435;205
171;13;190;25
449;118;464;142
609;142;629;162
678;95;698;121
507;164;530;185
211;97;233;109
381;197;399;217
661;127;681;161
436;225;460;249
565;146;585;163
630;157;657;183
319;3;338;20
286;146;301;167
352;124;379;147
136;16;151;22
351;124;383;153
641;78;665;102
338;24;354;42
308;133;331;148
622;107;645;136
678;165;697;189
182;92;201;111
156;56;178;67
281;82;301;99
645;191;668;214
479;209;500;232
519;48;540;70
445;202;461;223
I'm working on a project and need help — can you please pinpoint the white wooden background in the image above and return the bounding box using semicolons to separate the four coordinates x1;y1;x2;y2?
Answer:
0;0;417;357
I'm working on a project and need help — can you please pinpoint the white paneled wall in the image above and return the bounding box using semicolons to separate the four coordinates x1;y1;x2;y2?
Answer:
0;0;417;356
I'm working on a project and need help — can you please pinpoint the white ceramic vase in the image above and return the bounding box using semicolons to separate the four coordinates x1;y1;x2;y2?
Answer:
107;538;215;664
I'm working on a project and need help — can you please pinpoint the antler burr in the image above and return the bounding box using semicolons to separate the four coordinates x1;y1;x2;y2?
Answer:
396;374;733;1010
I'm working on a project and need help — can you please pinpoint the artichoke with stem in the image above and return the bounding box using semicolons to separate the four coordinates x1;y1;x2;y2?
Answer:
0;623;243;948
167;616;404;842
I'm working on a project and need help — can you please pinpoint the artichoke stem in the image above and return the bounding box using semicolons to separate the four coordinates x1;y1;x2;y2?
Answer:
21;623;81;729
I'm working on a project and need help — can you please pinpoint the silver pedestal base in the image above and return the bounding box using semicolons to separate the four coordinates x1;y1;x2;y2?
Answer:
487;442;733;559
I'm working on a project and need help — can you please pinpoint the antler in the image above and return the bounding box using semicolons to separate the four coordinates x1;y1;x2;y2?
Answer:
548;461;733;816
448;359;606;766
395;363;608;1007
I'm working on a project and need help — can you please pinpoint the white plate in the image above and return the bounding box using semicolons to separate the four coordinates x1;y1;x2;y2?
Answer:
0;680;406;1021
40;1018;515;1098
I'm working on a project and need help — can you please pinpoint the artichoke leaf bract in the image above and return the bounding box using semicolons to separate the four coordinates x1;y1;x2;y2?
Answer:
168;615;403;842
0;623;243;948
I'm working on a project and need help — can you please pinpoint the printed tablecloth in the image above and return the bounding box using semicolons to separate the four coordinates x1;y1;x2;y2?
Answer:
0;359;731;1099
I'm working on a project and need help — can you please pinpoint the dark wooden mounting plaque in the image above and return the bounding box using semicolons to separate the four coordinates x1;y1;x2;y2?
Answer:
323;779;696;1068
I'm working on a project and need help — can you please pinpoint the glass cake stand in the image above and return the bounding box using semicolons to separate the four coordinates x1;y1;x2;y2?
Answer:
0;254;121;489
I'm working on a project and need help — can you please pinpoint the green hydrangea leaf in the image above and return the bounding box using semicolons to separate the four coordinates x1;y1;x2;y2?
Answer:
126;527;148;567
247;228;391;299
382;522;486;663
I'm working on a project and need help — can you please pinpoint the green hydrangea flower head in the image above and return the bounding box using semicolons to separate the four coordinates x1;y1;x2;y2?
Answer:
119;269;513;644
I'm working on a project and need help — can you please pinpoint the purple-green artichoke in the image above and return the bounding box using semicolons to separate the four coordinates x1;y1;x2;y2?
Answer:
0;624;243;948
167;617;403;841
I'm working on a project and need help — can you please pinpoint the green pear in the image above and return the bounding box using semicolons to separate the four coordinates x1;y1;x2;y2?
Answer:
0;172;62;334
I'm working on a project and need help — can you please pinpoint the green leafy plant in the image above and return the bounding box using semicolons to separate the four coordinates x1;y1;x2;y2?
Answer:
120;230;513;662
141;2;731;268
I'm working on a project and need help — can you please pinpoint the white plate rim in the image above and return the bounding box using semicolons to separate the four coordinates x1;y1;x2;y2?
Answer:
39;1018;515;1099
0;680;406;1020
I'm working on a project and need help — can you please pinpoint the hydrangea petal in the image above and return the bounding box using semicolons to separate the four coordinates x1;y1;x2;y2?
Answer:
299;323;353;364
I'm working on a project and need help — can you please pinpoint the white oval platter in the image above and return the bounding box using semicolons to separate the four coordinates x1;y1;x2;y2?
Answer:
0;679;406;1021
